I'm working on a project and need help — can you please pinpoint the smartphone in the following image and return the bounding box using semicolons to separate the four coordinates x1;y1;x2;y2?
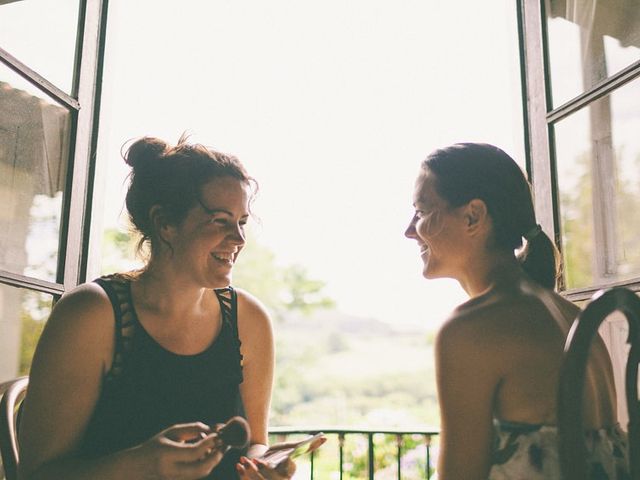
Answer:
260;432;326;469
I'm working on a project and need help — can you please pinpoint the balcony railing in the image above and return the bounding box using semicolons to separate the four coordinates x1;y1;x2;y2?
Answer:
268;427;440;479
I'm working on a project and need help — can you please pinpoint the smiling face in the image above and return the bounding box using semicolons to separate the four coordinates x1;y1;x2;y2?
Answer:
405;169;469;280
164;176;250;289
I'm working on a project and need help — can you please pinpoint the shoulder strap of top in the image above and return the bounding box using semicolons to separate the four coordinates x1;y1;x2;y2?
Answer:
94;275;137;381
214;286;244;377
214;286;239;339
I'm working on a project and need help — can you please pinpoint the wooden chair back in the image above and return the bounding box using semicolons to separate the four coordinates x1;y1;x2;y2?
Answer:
558;287;640;479
0;376;29;480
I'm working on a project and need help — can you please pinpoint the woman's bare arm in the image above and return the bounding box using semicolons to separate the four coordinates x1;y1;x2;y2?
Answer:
434;313;503;479
18;283;222;480
18;283;117;479
236;289;275;453
235;292;299;480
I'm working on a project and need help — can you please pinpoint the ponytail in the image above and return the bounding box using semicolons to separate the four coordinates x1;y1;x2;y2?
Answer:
516;225;560;290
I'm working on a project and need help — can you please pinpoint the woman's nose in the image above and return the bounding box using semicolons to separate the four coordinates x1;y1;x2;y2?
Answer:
405;219;417;239
229;224;246;245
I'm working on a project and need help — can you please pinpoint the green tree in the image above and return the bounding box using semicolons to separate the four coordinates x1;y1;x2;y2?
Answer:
559;152;594;288
281;265;335;314
101;227;143;274
614;151;640;275
19;291;51;375
560;149;640;288
231;239;286;314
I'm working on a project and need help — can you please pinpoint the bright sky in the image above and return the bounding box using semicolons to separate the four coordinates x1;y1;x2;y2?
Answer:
2;0;526;329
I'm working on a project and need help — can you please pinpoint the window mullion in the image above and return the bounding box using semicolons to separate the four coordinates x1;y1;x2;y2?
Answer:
0;270;64;296
547;59;640;124
62;0;108;290
520;0;556;244
0;46;80;110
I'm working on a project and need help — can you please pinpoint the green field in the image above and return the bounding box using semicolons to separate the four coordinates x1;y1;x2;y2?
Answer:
270;309;440;430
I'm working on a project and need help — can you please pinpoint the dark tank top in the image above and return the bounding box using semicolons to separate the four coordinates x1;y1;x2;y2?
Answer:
80;274;245;479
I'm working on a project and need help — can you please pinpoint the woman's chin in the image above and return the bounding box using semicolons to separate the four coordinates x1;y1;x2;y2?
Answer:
206;272;232;289
422;264;441;280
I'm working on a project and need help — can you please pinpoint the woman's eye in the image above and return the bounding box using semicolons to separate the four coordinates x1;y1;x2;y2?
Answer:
206;216;248;228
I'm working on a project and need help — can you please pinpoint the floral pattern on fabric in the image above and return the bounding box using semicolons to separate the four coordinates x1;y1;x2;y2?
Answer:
488;420;630;479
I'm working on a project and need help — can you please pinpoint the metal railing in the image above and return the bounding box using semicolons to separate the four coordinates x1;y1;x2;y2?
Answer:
268;427;439;479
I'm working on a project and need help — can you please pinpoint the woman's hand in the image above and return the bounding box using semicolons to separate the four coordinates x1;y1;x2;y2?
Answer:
131;422;226;480
236;456;296;480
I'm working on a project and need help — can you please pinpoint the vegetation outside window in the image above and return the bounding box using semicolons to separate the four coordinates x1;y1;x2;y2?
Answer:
0;283;52;380
555;79;640;289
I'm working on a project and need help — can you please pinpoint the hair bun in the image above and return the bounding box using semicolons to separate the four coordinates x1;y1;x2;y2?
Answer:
125;136;168;170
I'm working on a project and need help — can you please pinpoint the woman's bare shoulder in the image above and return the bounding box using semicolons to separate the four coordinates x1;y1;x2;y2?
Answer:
437;303;500;349
234;288;272;330
233;288;274;365
435;301;516;383
37;281;116;355
53;281;113;320
442;289;567;346
446;291;523;328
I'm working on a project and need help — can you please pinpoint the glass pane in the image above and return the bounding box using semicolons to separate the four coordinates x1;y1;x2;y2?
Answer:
0;0;80;93
0;63;71;282
546;0;640;107
0;283;53;383
554;79;640;289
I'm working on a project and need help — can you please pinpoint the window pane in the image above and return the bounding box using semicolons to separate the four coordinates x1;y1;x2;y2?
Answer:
554;79;640;289
546;0;640;107
0;283;53;383
0;0;80;93
0;64;71;282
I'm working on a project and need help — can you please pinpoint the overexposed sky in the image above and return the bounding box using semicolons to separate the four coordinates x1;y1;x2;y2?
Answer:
95;0;526;329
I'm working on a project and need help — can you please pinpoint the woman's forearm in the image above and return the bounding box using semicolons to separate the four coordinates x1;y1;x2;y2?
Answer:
246;442;269;458
20;448;142;480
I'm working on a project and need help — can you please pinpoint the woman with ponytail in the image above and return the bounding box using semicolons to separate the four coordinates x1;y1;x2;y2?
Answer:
405;143;628;478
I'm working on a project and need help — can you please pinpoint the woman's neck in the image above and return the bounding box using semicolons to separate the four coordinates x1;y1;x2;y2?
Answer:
133;263;210;318
458;251;523;298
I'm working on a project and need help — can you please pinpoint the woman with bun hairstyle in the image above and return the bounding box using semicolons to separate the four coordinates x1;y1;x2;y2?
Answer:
405;143;628;478
18;135;293;480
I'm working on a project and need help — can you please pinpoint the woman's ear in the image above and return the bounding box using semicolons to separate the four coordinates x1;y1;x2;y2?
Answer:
149;205;175;247
464;199;489;235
